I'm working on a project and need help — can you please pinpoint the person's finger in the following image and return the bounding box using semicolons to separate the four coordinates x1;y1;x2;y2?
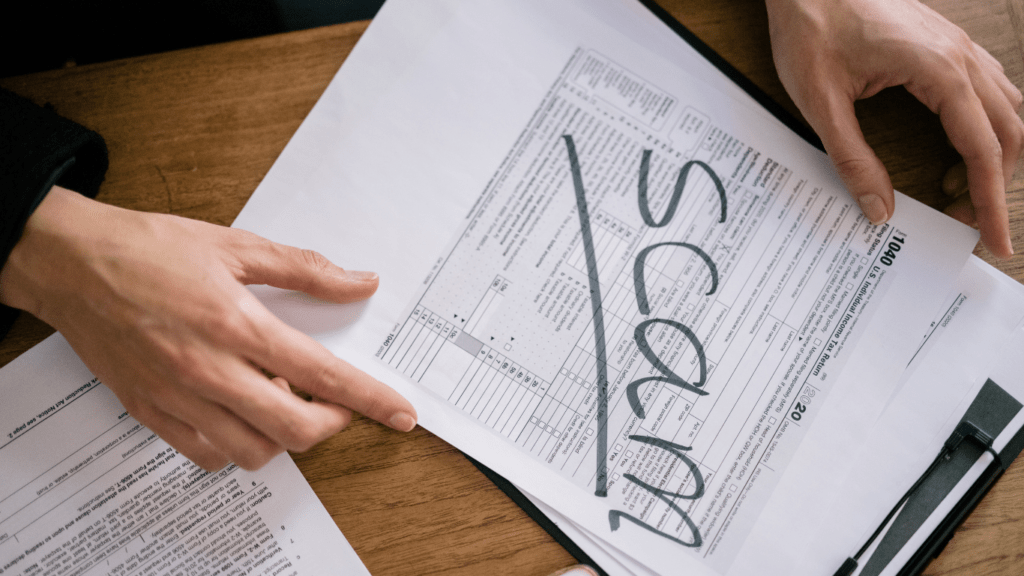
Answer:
268;375;356;429
152;377;285;470
216;370;354;452
801;89;895;225
920;70;1012;256
966;55;1024;193
312;396;354;427
203;285;414;435
227;230;378;303
942;162;969;197
973;42;1024;110
941;65;1023;202
944;194;977;227
130;402;230;471
243;306;417;432
269;375;291;392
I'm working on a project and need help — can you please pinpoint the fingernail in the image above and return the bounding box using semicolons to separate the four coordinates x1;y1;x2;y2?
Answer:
858;194;888;225
389;412;416;432
346;270;378;282
942;164;968;196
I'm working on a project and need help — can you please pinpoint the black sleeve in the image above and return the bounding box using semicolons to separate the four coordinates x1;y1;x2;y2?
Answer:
0;87;109;339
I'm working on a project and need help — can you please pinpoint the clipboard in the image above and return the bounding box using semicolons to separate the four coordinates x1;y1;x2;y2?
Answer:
461;2;1024;574
467;379;1024;576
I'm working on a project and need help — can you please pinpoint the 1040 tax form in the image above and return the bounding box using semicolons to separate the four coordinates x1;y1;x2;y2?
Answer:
233;0;983;573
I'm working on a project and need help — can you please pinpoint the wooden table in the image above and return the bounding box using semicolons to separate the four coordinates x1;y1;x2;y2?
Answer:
2;1;1022;574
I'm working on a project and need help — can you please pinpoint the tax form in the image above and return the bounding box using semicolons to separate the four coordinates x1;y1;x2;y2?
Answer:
0;335;371;576
518;255;1024;575
233;0;980;573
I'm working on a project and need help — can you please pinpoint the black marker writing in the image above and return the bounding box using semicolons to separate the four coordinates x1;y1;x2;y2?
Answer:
633;242;718;315
638;149;728;227
563;134;611;498
609;435;705;547
562;134;727;548
627;319;709;419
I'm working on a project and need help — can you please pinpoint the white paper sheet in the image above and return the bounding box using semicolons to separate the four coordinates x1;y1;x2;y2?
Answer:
232;0;983;573
0;335;370;576
526;493;655;576
801;256;1024;575
524;255;1024;575
869;329;1024;576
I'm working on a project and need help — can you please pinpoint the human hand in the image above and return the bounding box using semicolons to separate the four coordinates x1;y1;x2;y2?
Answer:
0;186;417;471
765;0;1023;257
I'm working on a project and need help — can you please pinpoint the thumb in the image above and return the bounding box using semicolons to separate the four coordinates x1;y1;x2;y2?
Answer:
804;92;894;225
229;230;379;303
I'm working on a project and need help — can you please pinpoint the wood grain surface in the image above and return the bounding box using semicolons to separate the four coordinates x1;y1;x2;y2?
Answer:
2;1;1022;574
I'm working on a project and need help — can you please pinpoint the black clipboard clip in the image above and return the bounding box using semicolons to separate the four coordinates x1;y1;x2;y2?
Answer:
833;421;1004;576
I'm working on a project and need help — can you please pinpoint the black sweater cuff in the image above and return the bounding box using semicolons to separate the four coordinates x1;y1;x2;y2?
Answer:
1;87;109;339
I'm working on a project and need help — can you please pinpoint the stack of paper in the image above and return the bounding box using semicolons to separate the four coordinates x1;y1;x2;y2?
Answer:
232;0;1024;574
3;1;1022;575
0;336;373;576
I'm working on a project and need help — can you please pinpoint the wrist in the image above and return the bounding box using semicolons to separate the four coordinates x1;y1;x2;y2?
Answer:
0;186;98;320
